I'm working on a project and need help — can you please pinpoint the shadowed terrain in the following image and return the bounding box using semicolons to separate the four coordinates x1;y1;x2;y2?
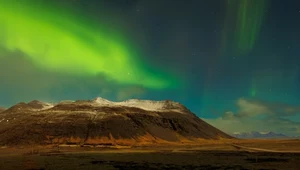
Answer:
0;144;300;170
0;98;232;146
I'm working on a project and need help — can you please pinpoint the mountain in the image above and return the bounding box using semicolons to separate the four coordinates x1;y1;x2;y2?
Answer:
0;97;232;146
0;107;5;113
232;131;288;139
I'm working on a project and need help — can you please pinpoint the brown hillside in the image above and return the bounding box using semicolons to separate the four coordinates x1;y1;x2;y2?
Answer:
0;99;233;146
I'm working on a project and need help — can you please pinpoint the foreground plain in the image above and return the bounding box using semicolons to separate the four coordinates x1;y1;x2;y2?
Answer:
0;139;299;170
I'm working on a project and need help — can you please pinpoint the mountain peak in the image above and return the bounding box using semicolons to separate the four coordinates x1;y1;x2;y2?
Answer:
5;100;54;112
27;100;54;110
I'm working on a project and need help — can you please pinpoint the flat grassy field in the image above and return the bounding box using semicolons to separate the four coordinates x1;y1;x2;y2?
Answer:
0;139;299;170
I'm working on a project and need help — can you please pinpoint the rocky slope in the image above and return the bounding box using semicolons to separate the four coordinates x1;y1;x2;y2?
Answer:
0;98;232;146
0;107;5;113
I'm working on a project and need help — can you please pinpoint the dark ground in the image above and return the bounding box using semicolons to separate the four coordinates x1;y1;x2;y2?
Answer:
0;150;299;170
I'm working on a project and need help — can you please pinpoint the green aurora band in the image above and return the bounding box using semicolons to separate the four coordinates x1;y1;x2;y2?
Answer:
222;0;269;55
0;0;177;89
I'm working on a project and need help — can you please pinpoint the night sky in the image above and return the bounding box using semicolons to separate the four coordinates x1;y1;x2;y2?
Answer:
0;0;299;136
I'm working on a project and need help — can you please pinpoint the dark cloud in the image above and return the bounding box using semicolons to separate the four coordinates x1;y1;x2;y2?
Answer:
204;98;300;136
233;98;300;118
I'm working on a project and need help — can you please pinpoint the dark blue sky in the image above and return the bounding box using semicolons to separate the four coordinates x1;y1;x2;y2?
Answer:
0;0;299;135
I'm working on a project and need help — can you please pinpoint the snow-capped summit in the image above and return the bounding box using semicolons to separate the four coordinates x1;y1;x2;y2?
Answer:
118;99;168;111
3;97;190;115
90;97;188;113
93;97;113;105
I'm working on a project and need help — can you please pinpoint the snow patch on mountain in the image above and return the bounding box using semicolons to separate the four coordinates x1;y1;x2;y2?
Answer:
4;97;190;115
91;97;187;113
118;99;168;111
93;97;113;105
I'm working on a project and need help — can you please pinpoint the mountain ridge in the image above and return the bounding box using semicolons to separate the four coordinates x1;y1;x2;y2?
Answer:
0;97;233;146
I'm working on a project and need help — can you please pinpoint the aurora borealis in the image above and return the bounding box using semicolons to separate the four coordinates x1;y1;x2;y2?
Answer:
0;0;176;89
222;0;269;55
0;0;300;136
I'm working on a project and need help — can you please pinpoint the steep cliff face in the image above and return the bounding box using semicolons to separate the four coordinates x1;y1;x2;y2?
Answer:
0;98;232;146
